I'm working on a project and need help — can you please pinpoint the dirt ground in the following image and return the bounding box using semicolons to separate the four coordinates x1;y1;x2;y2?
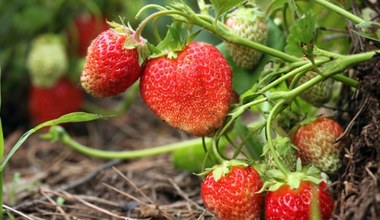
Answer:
4;96;215;220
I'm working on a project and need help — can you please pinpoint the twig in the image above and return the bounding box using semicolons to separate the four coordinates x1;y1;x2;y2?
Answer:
14;159;121;210
2;204;36;220
335;97;368;143
167;178;208;213
40;186;70;220
109;167;175;220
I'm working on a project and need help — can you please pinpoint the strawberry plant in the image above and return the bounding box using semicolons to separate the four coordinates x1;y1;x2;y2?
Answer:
1;0;380;219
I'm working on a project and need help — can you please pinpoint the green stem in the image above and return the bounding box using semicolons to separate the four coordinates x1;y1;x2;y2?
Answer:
313;0;366;24
42;126;207;160
259;58;331;93
134;4;299;62
211;138;225;163
265;101;290;176
187;14;299;62
0;118;3;220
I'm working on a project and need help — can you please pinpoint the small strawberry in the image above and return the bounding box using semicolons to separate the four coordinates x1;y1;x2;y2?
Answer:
26;34;68;87
292;117;345;174
80;23;147;98
224;6;268;69
296;71;334;107
140;42;232;136
264;137;298;172
28;77;83;125
265;181;334;220
67;13;109;57
201;160;263;220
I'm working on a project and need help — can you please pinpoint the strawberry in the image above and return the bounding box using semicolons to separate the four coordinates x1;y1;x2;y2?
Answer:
265;181;334;220
28;78;83;125
140;42;232;136
292;117;345;174
264;137;298;172
224;6;268;69
80;23;147;98
201;161;263;220
26;34;68;88
67;13;109;57
296;71;334;107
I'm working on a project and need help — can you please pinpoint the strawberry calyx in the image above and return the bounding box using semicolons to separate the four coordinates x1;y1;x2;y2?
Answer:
198;160;250;182
107;20;149;65
147;22;199;59
260;159;328;193
225;5;266;22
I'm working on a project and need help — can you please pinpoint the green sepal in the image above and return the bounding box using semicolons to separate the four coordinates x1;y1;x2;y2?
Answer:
147;22;198;59
197;160;249;182
108;20;150;65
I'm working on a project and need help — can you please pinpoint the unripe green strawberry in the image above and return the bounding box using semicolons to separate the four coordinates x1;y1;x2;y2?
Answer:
26;34;68;87
264;137;298;172
225;7;268;69
201;161;263;220
292;117;345;174
297;71;334;107
140;42;232;136
81;23;147;98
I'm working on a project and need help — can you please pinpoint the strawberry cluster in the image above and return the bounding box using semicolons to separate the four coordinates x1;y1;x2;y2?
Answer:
68;2;347;219
25;13;110;125
199;116;345;220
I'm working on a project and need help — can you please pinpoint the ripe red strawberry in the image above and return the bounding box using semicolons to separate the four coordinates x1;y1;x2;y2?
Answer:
28;78;83;125
297;71;334;107
265;181;334;220
292;117;345;174
225;6;268;69
140;42;232;136
67;13;109;57
201;161;263;220
81;24;147;98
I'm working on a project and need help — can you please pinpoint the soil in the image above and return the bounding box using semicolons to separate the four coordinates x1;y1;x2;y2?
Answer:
3;97;214;220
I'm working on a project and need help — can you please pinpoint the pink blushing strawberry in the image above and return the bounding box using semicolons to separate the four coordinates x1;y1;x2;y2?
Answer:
292;117;345;174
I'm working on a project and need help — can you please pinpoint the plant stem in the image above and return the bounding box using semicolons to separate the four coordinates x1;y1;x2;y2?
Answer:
312;0;365;24
187;14;299;62
265;101;290;176
0;118;3;220
42;126;208;160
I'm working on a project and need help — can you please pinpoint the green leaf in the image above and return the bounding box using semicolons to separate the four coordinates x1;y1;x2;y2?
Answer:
210;0;246;17
233;118;265;160
0;112;107;171
285;11;317;57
